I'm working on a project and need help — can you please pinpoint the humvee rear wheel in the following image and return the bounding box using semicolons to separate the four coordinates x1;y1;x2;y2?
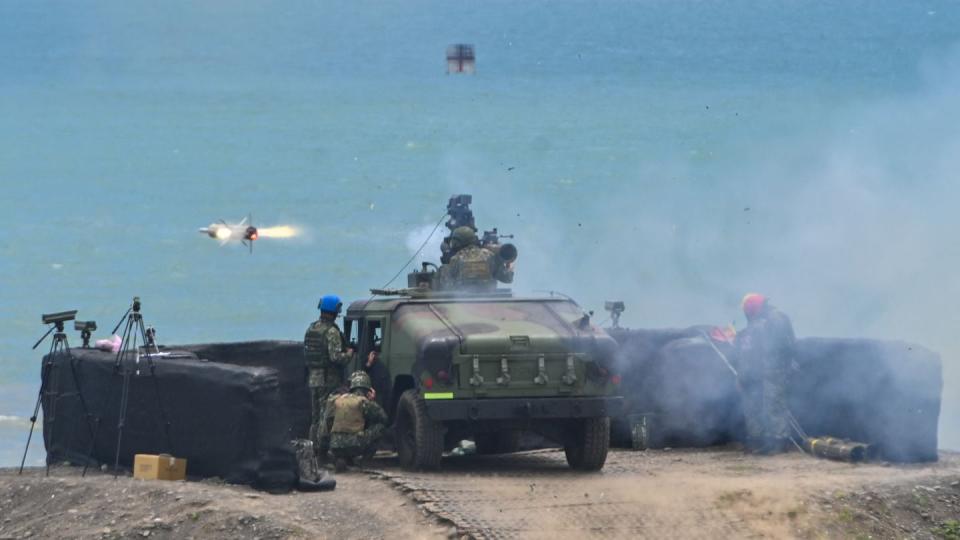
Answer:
395;390;444;470
564;417;610;471
475;430;521;455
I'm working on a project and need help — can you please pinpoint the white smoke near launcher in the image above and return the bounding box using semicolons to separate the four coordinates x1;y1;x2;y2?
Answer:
406;45;960;450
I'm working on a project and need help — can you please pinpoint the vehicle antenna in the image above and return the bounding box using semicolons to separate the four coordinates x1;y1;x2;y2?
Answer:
533;289;579;305
368;213;446;301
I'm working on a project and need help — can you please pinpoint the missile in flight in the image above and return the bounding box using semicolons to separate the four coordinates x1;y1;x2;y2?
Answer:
198;216;259;253
198;216;300;253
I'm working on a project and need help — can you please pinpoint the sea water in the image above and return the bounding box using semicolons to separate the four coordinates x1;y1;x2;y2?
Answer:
2;1;959;466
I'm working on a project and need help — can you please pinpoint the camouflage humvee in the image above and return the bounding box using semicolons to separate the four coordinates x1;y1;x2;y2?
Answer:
342;195;622;471
344;292;622;471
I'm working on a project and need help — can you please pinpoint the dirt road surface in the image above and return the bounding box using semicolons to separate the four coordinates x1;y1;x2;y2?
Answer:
371;447;960;539
2;447;959;539
0;466;445;540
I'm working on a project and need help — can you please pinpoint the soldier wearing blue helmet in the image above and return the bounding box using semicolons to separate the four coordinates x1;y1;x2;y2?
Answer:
304;294;355;456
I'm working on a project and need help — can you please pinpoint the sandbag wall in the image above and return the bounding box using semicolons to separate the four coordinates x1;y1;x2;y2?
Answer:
611;328;943;462
41;347;298;490
608;327;742;448
790;338;941;462
171;341;311;440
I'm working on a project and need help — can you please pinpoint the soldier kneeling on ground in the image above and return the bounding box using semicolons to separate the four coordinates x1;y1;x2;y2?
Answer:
317;371;389;472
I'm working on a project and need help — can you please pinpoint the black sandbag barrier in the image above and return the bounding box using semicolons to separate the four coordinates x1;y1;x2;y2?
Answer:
791;338;941;462
41;347;298;491
609;327;741;448
607;327;706;370
169;341;311;440
611;329;942;462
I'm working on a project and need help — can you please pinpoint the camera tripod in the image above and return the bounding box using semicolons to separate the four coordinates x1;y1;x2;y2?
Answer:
20;316;96;476
107;298;174;477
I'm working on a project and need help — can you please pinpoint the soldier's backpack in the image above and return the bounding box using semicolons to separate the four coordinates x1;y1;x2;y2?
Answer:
290;439;336;492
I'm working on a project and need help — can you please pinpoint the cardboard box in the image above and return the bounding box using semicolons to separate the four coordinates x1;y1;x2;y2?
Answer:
133;454;187;481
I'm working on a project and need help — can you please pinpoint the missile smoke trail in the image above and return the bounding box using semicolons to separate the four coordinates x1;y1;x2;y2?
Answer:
257;226;299;239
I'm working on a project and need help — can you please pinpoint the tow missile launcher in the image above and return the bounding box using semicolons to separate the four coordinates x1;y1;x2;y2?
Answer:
413;195;518;291
348;195;622;472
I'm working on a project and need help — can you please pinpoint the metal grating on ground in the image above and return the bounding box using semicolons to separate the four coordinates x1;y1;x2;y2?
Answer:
370;449;758;539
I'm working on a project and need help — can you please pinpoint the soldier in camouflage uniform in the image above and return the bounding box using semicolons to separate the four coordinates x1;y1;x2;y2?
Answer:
318;371;389;471
304;294;355;453
438;226;513;291
734;293;797;455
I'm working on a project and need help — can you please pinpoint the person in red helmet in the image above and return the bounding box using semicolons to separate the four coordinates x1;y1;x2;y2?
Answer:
734;293;796;455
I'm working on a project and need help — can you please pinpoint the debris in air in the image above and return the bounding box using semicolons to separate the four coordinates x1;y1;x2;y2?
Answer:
198;215;298;253
447;44;475;74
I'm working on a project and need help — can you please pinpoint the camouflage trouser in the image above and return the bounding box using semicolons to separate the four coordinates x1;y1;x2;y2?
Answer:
308;368;343;450
739;378;789;443
329;424;386;460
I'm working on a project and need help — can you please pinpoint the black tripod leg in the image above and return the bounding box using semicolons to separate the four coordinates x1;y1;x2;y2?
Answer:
152;371;174;454
85;352;121;477
113;368;132;478
137;320;174;454
65;351;98;477
42;335;69;477
112;317;137;478
113;314;134;370
43;339;66;477
81;416;101;478
19;359;51;475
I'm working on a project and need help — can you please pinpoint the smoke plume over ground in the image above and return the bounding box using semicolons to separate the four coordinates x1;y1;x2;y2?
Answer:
410;46;960;450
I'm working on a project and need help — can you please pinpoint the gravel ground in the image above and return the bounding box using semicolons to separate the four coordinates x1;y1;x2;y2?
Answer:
0;466;446;540
2;448;958;539
369;447;960;539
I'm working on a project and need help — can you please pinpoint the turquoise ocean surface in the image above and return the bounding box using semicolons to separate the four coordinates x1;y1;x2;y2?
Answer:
2;1;959;465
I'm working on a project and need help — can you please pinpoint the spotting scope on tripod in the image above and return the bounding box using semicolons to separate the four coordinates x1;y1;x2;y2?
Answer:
20;310;96;476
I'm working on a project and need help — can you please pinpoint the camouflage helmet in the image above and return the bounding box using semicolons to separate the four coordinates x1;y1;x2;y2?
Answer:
450;226;478;251
348;370;372;391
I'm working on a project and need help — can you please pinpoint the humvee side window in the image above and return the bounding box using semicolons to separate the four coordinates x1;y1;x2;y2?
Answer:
343;319;360;349
359;318;390;410
361;320;382;357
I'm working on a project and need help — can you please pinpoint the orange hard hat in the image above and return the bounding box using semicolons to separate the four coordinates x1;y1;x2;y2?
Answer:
741;293;767;319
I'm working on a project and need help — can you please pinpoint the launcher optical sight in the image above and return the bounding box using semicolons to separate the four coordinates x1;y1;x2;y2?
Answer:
42;310;77;325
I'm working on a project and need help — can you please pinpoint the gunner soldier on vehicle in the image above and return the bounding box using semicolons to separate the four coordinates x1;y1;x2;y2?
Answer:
304;294;355;452
733;293;797;455
317;371;389;471
437;226;514;291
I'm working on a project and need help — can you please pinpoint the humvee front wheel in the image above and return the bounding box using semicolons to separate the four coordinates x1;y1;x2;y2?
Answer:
395;390;444;470
564;417;610;471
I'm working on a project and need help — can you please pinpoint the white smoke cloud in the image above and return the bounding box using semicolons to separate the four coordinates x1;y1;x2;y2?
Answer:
418;45;960;449
405;221;446;268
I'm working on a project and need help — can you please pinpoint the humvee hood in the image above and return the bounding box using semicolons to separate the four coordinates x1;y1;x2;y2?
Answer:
393;299;618;360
